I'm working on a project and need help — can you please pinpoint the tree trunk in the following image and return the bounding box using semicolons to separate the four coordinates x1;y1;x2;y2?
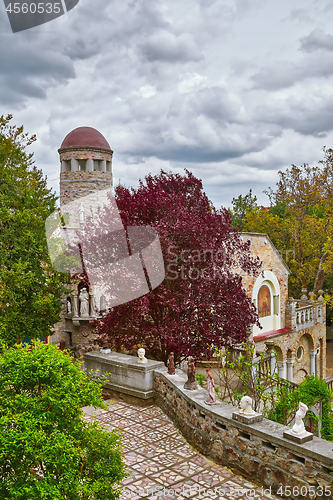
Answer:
313;251;328;296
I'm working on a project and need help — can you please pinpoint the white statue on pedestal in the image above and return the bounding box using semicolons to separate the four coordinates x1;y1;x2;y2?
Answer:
239;395;256;416
291;402;308;436
79;288;89;317
137;348;148;364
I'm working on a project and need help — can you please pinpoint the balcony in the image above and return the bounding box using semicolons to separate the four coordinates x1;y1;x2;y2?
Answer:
286;297;325;332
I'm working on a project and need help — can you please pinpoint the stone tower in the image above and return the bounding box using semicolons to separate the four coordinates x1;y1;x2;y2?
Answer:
59;126;113;207
51;126;114;356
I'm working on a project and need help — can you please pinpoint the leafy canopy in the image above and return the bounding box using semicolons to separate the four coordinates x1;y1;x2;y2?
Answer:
0;115;69;345
243;150;333;299
0;342;126;500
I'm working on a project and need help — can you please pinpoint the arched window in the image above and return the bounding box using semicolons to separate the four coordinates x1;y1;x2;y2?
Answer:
258;285;271;318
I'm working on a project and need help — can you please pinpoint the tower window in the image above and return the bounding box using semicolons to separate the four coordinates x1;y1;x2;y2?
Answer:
78;160;87;171
106;161;111;172
63;160;71;172
94;159;102;171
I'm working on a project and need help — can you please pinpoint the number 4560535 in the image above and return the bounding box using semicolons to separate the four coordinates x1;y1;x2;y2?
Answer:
6;3;61;14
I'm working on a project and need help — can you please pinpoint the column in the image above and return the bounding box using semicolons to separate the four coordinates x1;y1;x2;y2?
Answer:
87;158;94;171
270;351;277;376
309;349;317;377
251;359;258;380
101;160;106;172
286;357;295;382
265;340;276;376
89;292;96;317
277;360;287;379
72;292;78;317
71;158;79;172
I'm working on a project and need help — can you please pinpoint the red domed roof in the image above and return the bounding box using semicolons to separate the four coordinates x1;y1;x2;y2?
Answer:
60;127;111;150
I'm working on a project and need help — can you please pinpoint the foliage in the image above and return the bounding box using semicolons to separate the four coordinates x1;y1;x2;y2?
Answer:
196;373;205;387
92;170;261;363
0;342;127;499
243;152;333;298
212;343;289;414
268;376;333;441
215;345;333;441
0;115;69;346
230;189;258;231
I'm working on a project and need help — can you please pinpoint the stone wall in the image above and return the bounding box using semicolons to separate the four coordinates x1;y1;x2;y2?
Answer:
60;171;112;206
154;368;333;498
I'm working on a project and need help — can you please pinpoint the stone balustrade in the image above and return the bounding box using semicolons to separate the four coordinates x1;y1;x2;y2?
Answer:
286;299;325;332
295;304;314;331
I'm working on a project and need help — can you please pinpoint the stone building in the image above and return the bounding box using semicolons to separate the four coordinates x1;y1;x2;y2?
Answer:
241;232;326;382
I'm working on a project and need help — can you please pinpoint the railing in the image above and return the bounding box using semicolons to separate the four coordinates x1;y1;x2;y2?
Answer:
286;297;326;331
254;353;299;394
325;375;333;393
294;304;316;331
296;304;313;324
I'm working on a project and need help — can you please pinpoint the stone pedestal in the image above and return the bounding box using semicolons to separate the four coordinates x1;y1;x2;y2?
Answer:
184;380;198;390
232;412;263;424
83;351;164;399
283;429;314;444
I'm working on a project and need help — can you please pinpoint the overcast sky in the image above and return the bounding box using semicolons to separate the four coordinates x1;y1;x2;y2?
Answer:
2;0;333;209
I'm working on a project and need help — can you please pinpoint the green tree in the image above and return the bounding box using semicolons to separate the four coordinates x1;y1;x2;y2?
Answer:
243;154;333;299
0;342;126;499
230;189;258;230
0;115;69;345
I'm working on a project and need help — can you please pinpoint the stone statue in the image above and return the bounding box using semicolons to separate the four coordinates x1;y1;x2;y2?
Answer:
239;395;256;416
168;352;175;375
100;336;111;354
184;357;198;390
137;348;148;364
291;402;308;436
205;369;216;404
79;288;89;317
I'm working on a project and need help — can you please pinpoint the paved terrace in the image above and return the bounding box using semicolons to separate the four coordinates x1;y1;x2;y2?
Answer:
84;399;278;500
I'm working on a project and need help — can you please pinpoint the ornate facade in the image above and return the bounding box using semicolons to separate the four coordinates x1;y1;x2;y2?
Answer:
241;232;326;382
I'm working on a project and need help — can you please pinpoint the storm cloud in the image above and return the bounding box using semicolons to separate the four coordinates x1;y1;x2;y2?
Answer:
1;0;333;209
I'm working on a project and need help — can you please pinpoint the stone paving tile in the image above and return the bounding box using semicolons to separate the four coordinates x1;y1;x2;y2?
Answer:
84;400;278;500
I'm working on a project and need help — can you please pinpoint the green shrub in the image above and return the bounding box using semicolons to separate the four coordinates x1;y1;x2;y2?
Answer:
268;376;333;441
196;373;205;386
0;342;127;499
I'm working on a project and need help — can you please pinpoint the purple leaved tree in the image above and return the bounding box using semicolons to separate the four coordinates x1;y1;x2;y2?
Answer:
86;170;261;363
